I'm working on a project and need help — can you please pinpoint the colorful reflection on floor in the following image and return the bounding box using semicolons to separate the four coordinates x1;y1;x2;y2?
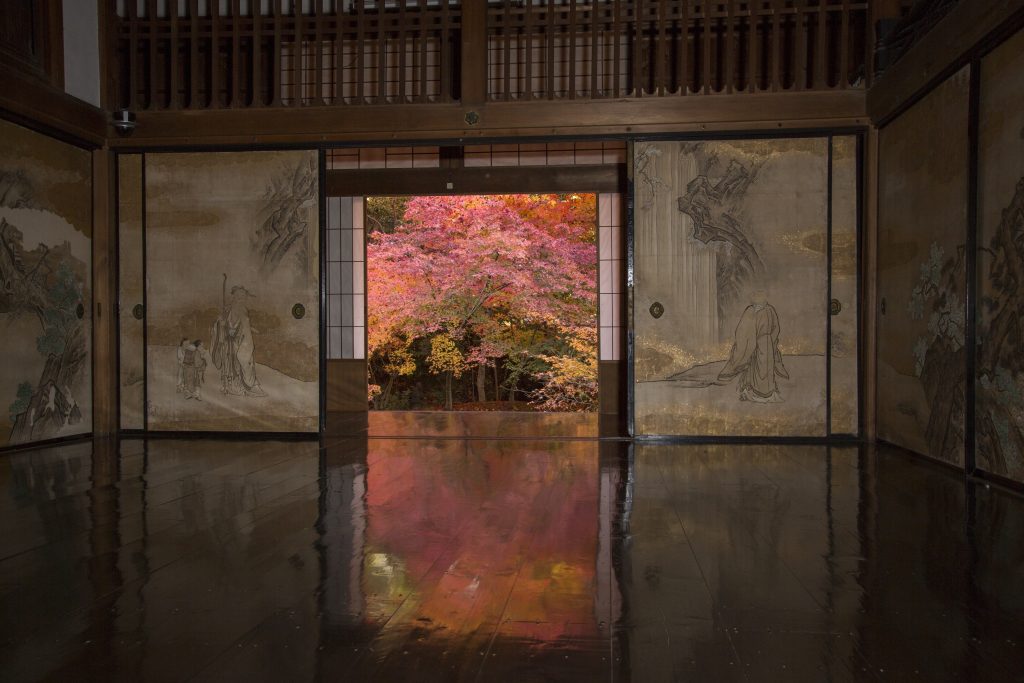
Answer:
0;436;1022;681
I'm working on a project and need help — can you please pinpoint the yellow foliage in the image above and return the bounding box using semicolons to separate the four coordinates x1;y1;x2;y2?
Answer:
427;334;466;377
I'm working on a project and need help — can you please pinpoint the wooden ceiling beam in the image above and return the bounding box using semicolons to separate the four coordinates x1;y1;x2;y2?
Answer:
109;91;867;148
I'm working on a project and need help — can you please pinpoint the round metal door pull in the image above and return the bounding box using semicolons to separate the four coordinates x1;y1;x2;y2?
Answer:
292;303;306;320
649;302;665;319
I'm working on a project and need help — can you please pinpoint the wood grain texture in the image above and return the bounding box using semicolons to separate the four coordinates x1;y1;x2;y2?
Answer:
109;90;867;148
327;359;368;412
92;150;118;436
326;165;623;197
868;0;1024;125
0;66;107;145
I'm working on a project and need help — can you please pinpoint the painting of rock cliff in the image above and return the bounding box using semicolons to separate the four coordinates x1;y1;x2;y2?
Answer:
633;138;832;436
145;151;320;432
0;118;92;446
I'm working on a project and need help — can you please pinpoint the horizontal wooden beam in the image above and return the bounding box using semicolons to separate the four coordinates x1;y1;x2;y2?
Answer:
109;91;868;148
868;0;1024;125
0;65;107;146
326;164;623;196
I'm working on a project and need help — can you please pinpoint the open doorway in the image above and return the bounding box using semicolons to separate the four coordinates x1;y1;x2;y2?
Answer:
366;194;598;412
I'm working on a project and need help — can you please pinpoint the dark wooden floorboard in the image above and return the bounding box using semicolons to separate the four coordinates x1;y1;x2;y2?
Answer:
0;431;1021;682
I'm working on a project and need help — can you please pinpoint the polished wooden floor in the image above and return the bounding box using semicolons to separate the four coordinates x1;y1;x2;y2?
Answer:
0;431;1022;681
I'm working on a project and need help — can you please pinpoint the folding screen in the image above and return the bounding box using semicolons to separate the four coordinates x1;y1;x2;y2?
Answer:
0;119;92;446
877;67;970;466
633;137;855;437
144;151;321;432
977;28;1024;484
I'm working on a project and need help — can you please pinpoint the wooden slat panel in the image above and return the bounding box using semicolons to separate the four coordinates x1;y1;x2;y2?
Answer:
678;0;689;94
355;0;365;104
725;0;735;93
840;0;851;88
169;0;180;108
314;0;325;105
376;4;386;104
127;0;138;109
272;0;282;106
211;0;221;108
611;0;621;97
253;3;263;105
147;0;158;108
503;0;512;100
524;0;534;99
108;0;872;111
771;0;782;91
795;0;808;90
189;0;199;108
701;0;711;94
418;0;428;103
294;0;305;105
655;0;667;94
589;0;598;97
748;0;760;92
546;0;555;99
815;0;828;88
633;0;644;95
568;0;577;98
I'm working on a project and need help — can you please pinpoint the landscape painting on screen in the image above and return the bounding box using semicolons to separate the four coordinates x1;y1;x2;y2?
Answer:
877;67;969;466
977;28;1024;483
0;119;92;446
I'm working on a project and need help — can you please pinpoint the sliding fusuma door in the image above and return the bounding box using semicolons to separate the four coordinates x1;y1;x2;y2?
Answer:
632;137;858;438
143;151;321;432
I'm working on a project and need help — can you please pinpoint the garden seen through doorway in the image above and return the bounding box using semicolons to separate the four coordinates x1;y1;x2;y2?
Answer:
366;194;598;412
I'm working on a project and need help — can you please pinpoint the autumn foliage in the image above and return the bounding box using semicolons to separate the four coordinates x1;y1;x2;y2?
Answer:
367;194;598;411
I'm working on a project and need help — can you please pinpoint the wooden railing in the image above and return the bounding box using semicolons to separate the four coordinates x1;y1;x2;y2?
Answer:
110;0;873;112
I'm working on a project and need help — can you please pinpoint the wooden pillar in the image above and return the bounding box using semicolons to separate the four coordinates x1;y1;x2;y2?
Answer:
92;149;118;436
460;0;487;105
862;127;879;442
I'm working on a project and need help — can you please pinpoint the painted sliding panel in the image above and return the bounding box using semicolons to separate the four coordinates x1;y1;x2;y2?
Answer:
0;119;92;446
118;154;144;430
634;139;830;437
831;137;860;435
877;67;969;466
977;28;1024;484
144;151;320;432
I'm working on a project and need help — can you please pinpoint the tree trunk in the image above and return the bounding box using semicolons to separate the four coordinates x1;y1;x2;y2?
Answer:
445;371;453;410
493;363;499;403
476;364;487;403
381;374;395;409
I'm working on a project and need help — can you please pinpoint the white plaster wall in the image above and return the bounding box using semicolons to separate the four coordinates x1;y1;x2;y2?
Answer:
63;0;101;107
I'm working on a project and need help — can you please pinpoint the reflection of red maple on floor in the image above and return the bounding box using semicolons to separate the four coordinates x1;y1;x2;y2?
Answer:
367;194;598;412
363;439;600;641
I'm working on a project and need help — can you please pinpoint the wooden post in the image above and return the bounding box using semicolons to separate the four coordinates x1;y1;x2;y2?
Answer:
863;127;879;441
92;150;118;437
460;0;487;105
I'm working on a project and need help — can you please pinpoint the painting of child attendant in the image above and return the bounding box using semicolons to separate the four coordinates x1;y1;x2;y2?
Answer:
182;340;209;400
